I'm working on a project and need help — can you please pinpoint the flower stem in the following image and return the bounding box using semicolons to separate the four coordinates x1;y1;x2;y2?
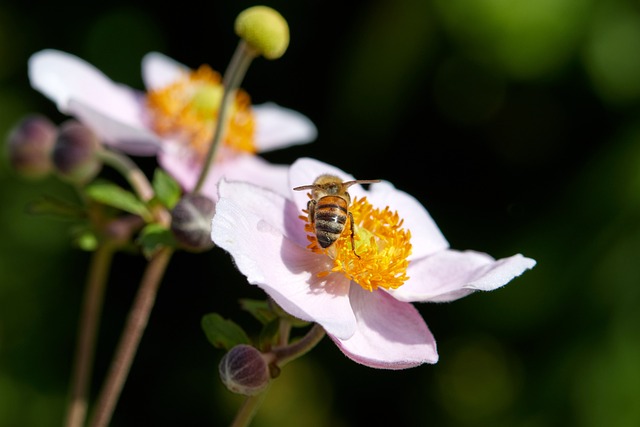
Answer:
278;319;292;347
97;148;170;226
64;243;115;427
97;149;154;202
273;323;326;367
227;324;325;427
230;391;268;427
193;41;256;193
88;247;174;427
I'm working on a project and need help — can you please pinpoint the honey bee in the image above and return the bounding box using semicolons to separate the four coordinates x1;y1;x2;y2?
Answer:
293;174;381;255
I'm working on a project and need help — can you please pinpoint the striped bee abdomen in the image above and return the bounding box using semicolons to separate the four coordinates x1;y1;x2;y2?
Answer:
314;196;349;248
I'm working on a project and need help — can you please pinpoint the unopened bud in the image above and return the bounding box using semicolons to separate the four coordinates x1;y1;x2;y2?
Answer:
6;114;57;179
219;344;271;395
170;193;216;252
235;6;289;60
53;120;101;184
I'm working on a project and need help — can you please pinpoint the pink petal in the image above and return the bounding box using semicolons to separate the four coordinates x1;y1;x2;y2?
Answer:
67;99;161;155
253;103;317;152
331;285;438;369
217;180;309;247
390;250;536;303
160;149;291;202
28;49;160;155
211;183;357;340
141;52;190;90
367;181;449;258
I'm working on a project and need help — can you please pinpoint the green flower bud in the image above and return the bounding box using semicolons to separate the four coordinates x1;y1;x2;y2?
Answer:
170;193;216;252
219;344;271;396
53;120;102;184
235;6;289;59
6;114;57;179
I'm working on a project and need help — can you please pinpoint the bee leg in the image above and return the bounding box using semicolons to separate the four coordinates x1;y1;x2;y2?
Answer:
307;199;316;226
348;212;360;259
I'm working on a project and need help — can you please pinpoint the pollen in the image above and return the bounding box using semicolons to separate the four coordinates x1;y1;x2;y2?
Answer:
302;197;412;291
146;64;256;159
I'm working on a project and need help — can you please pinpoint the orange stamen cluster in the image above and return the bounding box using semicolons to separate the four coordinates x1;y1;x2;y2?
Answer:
146;64;256;159
301;196;412;292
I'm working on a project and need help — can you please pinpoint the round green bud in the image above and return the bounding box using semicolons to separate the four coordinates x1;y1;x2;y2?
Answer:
52;120;102;184
6;114;57;179
234;6;289;59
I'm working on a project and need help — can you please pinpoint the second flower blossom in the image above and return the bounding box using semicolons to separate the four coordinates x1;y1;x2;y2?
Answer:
28;49;317;199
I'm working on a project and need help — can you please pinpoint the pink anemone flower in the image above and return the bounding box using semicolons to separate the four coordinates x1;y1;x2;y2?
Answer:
28;49;317;199
210;157;536;369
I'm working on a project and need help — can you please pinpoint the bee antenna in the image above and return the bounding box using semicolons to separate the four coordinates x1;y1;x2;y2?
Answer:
343;179;381;188
293;184;318;191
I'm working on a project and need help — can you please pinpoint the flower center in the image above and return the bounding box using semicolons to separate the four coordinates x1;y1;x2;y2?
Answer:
146;64;257;159
301;196;412;291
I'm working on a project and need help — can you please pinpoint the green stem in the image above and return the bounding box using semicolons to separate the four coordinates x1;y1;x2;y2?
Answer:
97;148;171;226
64;243;115;427
278;319;292;347
97;149;154;202
272;324;326;367
230;391;268;427
193;41;256;193
88;247;174;427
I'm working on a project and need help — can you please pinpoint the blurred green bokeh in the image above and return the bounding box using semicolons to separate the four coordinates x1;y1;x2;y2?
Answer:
2;0;640;426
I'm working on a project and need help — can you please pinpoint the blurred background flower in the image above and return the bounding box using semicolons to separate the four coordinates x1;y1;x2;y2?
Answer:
1;0;639;426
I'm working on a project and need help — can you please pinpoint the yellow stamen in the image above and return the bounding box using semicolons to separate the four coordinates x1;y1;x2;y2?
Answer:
301;197;412;292
146;64;256;158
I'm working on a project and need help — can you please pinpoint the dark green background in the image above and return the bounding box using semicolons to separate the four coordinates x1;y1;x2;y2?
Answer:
2;0;640;426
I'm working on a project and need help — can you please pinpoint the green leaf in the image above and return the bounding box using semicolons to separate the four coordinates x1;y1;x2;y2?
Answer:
152;169;181;210
85;180;152;220
239;299;278;325
26;196;86;220
137;223;176;258
201;313;252;350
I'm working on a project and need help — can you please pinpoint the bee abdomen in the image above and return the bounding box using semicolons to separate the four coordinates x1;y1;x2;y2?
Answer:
314;198;348;248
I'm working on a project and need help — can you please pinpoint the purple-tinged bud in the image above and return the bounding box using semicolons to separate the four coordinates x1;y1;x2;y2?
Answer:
219;344;271;396
170;193;216;252
104;215;145;246
6;114;57;179
52;120;102;184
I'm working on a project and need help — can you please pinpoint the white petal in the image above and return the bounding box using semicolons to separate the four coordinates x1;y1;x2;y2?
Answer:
159;149;292;203
367;181;449;258
390;250;536;303
29;50;141;125
253;103;317;152
211;184;357;340
141;51;190;90
216;179;309;246
29;49;160;155
331;285;438;369
68;99;161;155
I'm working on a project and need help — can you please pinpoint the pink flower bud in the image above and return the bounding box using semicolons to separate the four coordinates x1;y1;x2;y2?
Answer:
6;114;57;179
170;193;216;252
219;344;271;395
53;120;102;184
